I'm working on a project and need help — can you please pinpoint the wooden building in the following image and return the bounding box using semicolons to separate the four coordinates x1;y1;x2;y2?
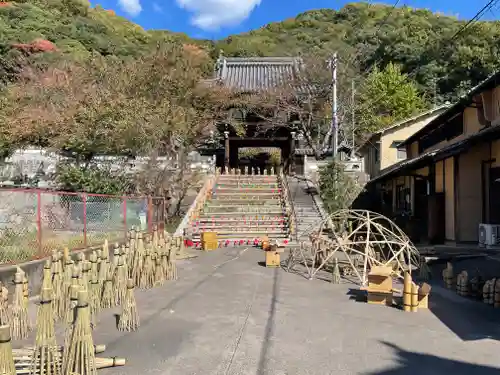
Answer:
362;71;500;244
206;55;309;174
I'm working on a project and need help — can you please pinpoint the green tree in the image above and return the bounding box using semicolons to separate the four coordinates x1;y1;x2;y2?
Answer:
318;160;363;214
358;62;427;134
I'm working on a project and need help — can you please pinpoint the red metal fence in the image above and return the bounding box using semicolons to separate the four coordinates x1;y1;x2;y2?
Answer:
0;188;165;264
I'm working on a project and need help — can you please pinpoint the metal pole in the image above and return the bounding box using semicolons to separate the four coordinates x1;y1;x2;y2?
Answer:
331;52;338;159
351;80;355;152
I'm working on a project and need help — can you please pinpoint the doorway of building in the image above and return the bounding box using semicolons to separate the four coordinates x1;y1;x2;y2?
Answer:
489;167;500;224
413;177;429;242
237;147;282;174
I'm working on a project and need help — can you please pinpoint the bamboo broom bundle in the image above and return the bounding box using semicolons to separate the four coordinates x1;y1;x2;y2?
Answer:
51;252;64;321
89;252;98;284
98;246;109;292
117;279;139;332
121;246;129;282
62;248;70;272
139;246;154;290
0;324;15;375
41;261;53;291
0;282;9;326
167;243;178;281
109;247;120;284
9;272;29;340
89;272;101;329
29;287;61;375
15;357;125;373
152;226;159;249
61;260;74;315
164;240;171;281
162;238;170;280
153;252;165;287
100;269;114;309
74;253;85;276
96;250;102;271
80;261;91;292
132;233;145;287
62;290;97;375
127;229;136;271
63;285;81;353
112;254;126;306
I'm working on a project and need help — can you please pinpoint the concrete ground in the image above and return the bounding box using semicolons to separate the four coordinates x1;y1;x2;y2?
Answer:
19;247;500;375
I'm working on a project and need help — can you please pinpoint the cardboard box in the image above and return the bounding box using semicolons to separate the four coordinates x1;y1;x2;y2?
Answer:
265;252;280;267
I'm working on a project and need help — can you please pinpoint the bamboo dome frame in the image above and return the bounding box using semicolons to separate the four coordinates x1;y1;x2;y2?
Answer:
285;209;421;285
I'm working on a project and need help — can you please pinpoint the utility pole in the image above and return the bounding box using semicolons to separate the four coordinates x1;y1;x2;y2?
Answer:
331;52;338;159
351;80;356;152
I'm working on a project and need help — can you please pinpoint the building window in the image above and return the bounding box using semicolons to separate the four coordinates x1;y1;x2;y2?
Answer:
397;146;407;160
374;147;380;162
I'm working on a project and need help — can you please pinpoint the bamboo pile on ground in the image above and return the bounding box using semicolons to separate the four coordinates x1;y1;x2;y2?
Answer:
24;287;61;375
9;271;29;340
117;279;139;332
0;324;16;375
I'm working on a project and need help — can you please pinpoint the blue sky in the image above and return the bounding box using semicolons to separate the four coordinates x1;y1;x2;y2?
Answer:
90;0;500;39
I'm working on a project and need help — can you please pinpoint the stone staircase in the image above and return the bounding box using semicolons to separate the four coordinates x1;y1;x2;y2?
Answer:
286;176;325;242
187;172;291;246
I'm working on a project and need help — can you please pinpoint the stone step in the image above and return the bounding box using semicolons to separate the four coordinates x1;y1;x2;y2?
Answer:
190;226;288;234
212;191;280;196
191;229;289;237
215;183;280;187
194;218;288;224
208;198;283;204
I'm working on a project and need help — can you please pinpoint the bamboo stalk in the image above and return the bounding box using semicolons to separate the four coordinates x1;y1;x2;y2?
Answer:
15;357;125;373
13;344;105;357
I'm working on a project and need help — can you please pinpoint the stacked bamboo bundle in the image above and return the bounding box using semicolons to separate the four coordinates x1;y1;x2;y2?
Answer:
0;226;179;375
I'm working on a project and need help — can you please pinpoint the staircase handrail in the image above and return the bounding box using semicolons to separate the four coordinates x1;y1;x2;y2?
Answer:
278;171;299;243
174;172;217;238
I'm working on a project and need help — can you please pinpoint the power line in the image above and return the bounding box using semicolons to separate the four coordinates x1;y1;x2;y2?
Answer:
347;0;500;123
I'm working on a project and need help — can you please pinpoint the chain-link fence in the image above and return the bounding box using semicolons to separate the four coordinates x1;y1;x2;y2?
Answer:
0;188;165;264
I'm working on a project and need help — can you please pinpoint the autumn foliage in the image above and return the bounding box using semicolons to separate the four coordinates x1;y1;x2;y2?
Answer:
11;39;58;54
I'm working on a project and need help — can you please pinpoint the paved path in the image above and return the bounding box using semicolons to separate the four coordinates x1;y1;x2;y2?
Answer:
81;248;500;374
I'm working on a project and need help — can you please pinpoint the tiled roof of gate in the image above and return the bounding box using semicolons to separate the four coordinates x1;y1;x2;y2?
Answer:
214;56;302;91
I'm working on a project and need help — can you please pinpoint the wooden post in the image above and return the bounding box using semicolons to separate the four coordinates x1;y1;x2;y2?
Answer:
224;131;230;174
289;131;296;175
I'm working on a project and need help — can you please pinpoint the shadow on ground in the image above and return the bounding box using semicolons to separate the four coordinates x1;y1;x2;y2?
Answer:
364;341;500;375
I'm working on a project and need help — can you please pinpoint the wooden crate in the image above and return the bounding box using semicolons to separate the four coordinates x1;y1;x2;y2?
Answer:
265;251;280;267
201;232;217;243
